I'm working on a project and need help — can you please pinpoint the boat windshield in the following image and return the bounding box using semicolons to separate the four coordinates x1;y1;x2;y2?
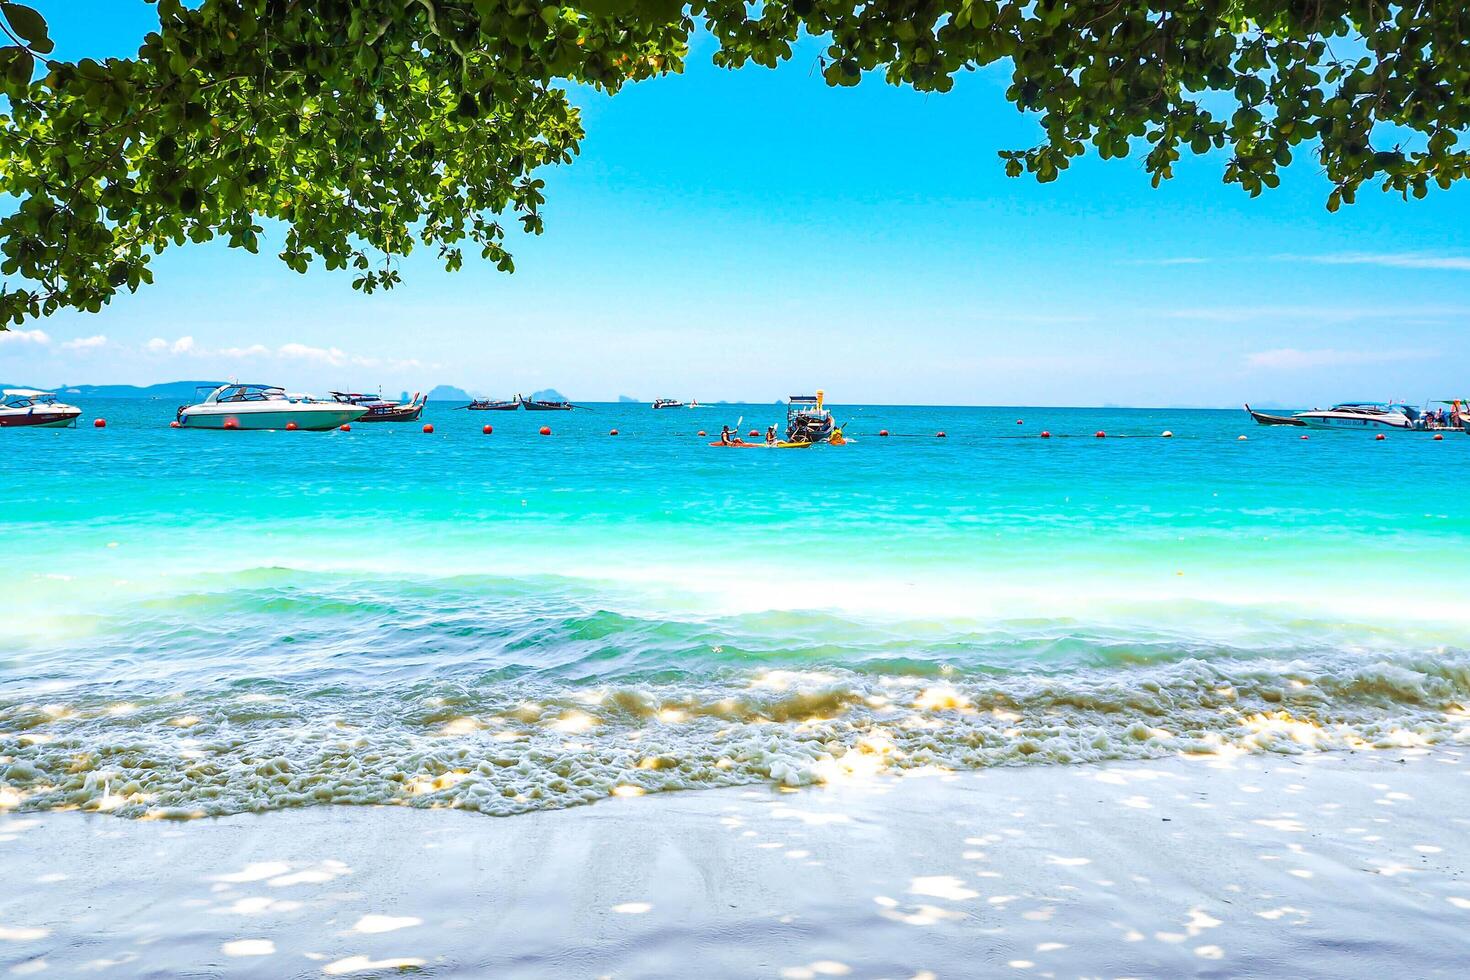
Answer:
214;384;288;403
3;389;55;406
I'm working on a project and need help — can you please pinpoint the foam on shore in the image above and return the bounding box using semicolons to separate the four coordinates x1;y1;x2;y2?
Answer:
4;648;1468;818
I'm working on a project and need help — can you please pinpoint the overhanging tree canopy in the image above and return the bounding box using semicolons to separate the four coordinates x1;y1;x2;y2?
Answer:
2;0;1466;326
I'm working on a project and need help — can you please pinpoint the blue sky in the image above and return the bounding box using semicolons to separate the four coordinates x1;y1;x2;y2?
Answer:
3;2;1468;406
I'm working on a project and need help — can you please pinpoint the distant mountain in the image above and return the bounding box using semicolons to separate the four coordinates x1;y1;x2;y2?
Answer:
427;384;473;402
530;388;567;402
617;395;639;403
0;380;228;399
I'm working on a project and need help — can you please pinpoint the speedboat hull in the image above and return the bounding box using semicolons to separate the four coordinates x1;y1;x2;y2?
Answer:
0;408;81;428
1296;412;1411;430
179;406;366;430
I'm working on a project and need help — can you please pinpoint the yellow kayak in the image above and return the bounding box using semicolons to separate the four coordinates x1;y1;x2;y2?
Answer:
775;441;814;449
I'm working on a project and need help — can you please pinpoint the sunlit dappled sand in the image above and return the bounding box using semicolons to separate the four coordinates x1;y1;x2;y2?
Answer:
5;748;1469;977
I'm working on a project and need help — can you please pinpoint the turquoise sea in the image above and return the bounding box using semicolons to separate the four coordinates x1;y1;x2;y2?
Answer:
2;401;1468;817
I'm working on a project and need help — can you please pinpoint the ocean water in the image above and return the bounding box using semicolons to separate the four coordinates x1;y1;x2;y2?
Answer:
2;400;1468;818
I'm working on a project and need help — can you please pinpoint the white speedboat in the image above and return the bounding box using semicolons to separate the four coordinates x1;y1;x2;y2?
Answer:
1291;402;1415;430
0;389;82;428
177;384;367;430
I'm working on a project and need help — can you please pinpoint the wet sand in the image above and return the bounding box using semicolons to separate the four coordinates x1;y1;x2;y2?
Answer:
4;748;1469;978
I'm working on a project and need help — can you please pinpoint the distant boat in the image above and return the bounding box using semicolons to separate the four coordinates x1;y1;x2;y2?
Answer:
177;384;366;430
329;391;426;422
786;390;835;443
464;395;521;411
522;396;576;411
0;389;81;428
652;398;683;409
1244;404;1306;427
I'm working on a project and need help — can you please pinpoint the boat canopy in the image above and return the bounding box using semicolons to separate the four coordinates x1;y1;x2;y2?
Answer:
206;383;290;404
3;388;51;398
329;391;391;403
789;395;820;404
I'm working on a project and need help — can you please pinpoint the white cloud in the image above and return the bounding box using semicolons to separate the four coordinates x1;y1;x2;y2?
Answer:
60;334;108;351
1245;348;1434;370
1282;252;1470;271
276;342;421;371
135;336;421;373
278;342;350;367
0;328;50;345
146;336;196;354
1158;304;1470;325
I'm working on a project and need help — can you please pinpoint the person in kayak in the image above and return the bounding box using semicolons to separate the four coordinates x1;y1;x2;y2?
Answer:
765;425;777;446
718;425;734;445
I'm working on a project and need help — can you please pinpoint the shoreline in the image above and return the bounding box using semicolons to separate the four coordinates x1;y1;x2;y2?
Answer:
6;747;1469;978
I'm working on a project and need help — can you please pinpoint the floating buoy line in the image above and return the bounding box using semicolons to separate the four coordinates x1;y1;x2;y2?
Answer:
51;416;1470;442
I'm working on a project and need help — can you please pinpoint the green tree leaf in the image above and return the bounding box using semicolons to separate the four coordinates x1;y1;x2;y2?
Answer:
0;3;51;54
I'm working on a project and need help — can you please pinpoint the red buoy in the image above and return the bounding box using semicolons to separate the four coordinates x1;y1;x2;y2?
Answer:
878;429;889;437
422;423;434;434
539;425;551;436
1016;419;1024;425
609;429;619;436
482;424;493;435
285;422;298;431
1040;431;1051;438
1375;433;1386;440
1300;434;1309;440
749;429;759;438
339;424;351;432
936;431;947;438
93;418;106;428
697;430;706;437
1095;430;1106;438
169;421;181;429
1434;433;1444;441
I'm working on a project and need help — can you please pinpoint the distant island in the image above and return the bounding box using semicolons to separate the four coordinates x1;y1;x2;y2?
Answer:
617;395;639;403
427;384;474;403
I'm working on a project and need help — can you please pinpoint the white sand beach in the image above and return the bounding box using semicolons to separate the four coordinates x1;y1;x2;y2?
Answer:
5;747;1469;978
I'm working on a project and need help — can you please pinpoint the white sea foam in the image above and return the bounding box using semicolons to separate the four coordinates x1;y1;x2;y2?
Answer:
3;651;1468;819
